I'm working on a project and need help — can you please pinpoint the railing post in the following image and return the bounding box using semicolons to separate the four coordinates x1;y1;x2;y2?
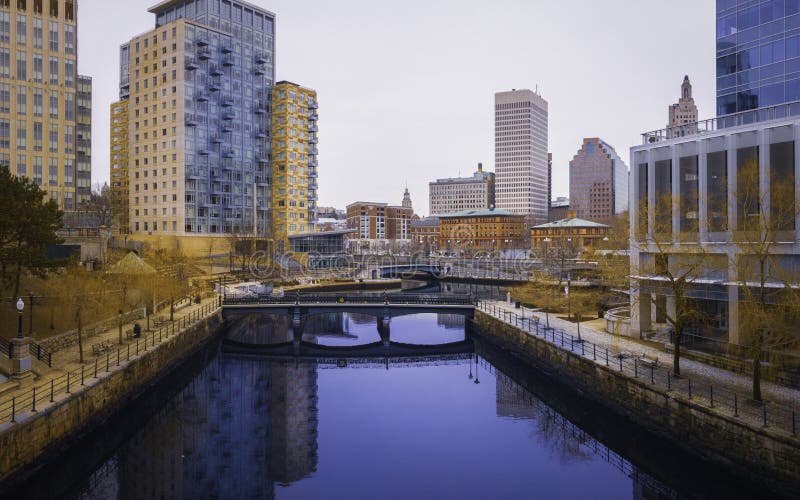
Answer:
734;393;738;417
650;365;654;384
81;365;85;386
117;349;120;366
593;343;596;361
32;387;36;412
94;358;98;378
619;356;622;372
106;352;110;372
50;379;54;402
763;404;768;427
11;397;15;423
667;371;671;390
605;348;609;366
66;372;71;393
687;379;692;399
792;411;796;436
709;386;714;407
634;360;638;378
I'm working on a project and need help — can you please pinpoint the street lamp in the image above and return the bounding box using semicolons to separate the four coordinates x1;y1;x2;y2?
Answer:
16;298;24;338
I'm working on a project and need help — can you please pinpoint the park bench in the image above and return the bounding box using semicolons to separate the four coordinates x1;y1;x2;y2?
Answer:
637;353;660;368
91;340;112;356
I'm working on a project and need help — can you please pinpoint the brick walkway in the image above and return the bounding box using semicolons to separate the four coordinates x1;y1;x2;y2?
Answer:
481;300;800;437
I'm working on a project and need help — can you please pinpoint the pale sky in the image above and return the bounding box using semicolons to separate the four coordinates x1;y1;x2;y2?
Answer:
79;0;716;216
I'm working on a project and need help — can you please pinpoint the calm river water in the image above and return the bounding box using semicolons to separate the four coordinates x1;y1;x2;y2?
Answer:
9;312;775;499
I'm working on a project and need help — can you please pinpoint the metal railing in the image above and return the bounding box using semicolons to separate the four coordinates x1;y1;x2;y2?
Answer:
223;292;475;306
0;337;10;358
641;101;800;144
0;303;218;426
30;341;52;367
477;302;799;438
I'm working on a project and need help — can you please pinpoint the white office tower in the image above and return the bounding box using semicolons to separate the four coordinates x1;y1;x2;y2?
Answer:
494;89;549;220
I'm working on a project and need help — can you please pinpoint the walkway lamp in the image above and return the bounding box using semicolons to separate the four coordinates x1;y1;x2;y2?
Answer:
468;354;473;379
474;356;480;384
16;298;24;338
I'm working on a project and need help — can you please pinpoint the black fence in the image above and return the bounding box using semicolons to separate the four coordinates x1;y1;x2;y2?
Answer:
0;303;217;426
223;292;476;306
478;302;799;439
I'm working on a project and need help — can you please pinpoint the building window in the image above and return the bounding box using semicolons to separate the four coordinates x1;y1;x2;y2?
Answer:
16;87;26;115
0;83;8;113
48;21;58;52
16;14;26;45
736;146;759;231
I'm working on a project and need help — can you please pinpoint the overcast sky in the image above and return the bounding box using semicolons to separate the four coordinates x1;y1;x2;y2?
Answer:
79;0;715;216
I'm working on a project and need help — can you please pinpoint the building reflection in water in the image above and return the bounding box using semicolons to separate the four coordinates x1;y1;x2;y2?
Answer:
112;351;318;498
490;363;677;500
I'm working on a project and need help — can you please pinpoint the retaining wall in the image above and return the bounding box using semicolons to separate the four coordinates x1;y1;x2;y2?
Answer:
0;310;223;482
471;311;800;498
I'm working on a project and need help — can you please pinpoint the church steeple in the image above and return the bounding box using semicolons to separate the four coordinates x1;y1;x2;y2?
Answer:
402;186;412;210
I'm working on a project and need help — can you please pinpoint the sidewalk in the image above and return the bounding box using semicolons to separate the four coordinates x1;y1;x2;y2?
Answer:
483;299;800;413
0;295;220;405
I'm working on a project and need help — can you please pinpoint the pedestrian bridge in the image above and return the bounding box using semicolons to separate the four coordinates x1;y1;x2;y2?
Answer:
222;292;475;321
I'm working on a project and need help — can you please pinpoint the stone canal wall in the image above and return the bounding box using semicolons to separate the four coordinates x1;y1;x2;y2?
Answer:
471;311;800;498
0;309;223;482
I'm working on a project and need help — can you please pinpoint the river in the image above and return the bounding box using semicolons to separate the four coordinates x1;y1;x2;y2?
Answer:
7;311;774;499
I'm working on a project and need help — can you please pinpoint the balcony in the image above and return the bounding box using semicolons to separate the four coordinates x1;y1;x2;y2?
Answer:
309;158;318;167
308;147;318;156
222;111;236;120
185;115;199;127
309;124;318;132
255;52;269;64
196;92;209;102
222;56;234;67
309;113;319;121
210;65;224;76
185;58;199;70
208;79;221;91
221;42;233;54
198;49;211;60
254;104;267;114
308;168;318;178
220;96;234;107
198;148;210;156
253;66;265;76
309;136;318;144
222;149;235;158
255;128;267;139
221;122;234;133
309;101;318;110
197;37;209;46
186;166;203;179
211;135;224;144
255;176;270;186
256;153;270;163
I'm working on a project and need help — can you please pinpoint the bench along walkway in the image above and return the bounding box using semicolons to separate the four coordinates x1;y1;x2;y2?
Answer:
479;300;800;439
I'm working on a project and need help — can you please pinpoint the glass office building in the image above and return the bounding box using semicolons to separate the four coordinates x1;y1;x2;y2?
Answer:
717;0;800;115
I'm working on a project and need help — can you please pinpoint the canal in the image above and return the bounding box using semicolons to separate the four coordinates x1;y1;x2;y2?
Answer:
6;312;775;499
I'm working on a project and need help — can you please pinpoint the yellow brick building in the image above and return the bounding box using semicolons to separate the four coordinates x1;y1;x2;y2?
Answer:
270;80;318;253
109;99;129;231
0;0;86;211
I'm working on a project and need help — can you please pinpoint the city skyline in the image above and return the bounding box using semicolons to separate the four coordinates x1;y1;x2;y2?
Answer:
79;0;715;216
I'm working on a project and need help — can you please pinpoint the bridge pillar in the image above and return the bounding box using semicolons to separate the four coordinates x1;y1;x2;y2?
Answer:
377;315;391;346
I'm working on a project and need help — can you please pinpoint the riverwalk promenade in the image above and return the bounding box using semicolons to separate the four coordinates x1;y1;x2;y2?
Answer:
479;299;800;438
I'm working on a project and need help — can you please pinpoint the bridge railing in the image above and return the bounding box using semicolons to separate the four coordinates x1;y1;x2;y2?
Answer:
223;292;476;306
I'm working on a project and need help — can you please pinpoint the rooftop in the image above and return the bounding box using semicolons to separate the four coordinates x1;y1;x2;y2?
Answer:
640;100;800;145
532;217;609;229
439;208;520;219
288;229;356;239
148;0;274;17
411;217;440;227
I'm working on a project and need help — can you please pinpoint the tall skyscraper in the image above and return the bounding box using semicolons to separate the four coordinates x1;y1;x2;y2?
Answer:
667;76;698;138
494;89;549;221
117;0;275;237
568;138;628;224
717;1;800;115
0;0;90;211
271;80;318;253
76;74;91;205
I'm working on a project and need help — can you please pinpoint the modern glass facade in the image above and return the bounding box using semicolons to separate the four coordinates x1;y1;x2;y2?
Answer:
717;0;800;115
568;138;629;224
121;0;275;236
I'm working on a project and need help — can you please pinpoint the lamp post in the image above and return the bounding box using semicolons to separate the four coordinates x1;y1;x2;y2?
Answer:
16;298;24;338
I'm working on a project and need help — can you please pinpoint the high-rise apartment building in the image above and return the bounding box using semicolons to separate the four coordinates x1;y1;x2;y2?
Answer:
76;74;90;205
109;99;129;230
717;1;800;115
494;89;549;220
118;0;275;238
271;80;318;253
0;0;89;211
568;138;628;223
428;162;495;216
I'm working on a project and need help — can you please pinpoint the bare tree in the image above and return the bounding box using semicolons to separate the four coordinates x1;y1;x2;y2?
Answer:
731;158;800;401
